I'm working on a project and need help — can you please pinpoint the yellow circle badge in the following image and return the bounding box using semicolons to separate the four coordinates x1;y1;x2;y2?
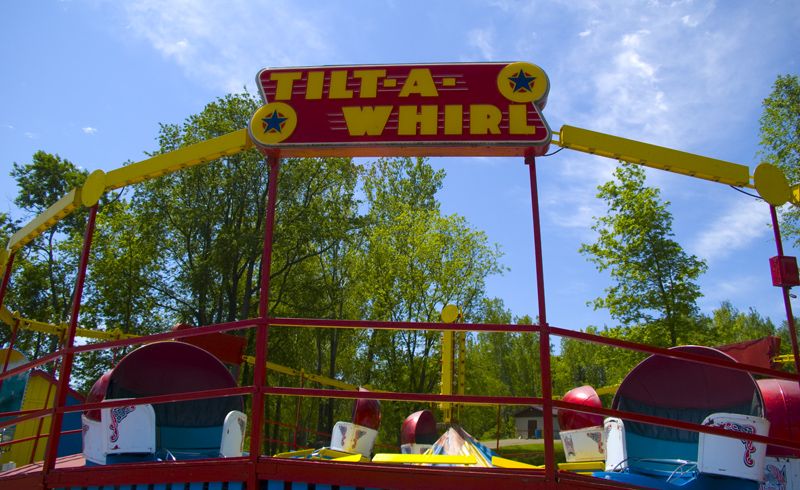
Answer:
249;102;297;145
496;62;549;104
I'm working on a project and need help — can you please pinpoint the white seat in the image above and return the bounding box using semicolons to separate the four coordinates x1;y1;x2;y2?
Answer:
603;417;627;471
697;412;769;482
82;399;156;465
219;410;247;457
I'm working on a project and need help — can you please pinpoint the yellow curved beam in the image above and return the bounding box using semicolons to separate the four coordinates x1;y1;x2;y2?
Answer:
7;189;82;253
555;125;752;188
3;129;253;256
105;129;252;190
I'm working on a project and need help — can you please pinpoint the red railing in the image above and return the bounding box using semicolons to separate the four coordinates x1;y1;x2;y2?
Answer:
0;155;798;490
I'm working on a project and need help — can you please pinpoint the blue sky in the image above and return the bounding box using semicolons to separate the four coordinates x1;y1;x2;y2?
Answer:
1;0;799;334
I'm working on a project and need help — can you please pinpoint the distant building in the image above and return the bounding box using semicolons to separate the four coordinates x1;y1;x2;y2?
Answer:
513;406;560;439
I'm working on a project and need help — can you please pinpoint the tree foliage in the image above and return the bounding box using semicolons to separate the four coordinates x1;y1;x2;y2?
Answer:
3;91;792;454
759;74;800;246
580;163;707;346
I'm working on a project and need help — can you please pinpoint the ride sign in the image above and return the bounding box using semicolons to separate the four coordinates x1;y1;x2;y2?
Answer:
248;62;552;157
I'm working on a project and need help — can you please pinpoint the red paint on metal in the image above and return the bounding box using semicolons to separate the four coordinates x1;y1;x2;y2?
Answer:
770;205;800;378
43;204;98;475
554;398;800;452
770;255;800;287
171;322;248;365
549;324;799;381
71;317;259;355
401;410;437;445
61;386;252;416
352;388;382;430
614;346;759;409
83;371;111;421
559;386;604;430
266;385;544;406
0;428;81;449
251;155;281;487
527;155;556;482
758;378;800;457
254;63;551;157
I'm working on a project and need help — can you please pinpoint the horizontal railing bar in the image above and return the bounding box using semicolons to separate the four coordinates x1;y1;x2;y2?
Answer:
0;428;82;448
554;399;800;452
0;351;61;383
265;386;544;406
549;325;800;381
71;317;260;354
55;386;254;416
270;316;540;333
0;407;53;430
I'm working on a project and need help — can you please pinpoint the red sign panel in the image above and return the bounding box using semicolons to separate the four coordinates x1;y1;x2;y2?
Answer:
248;62;552;157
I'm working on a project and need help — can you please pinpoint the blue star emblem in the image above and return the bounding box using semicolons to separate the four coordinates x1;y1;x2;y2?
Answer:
262;110;288;133
508;69;536;93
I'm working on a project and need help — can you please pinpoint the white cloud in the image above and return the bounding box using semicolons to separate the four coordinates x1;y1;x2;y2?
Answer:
681;15;699;27
698;274;763;313
120;0;331;93
82;126;98;135
24;132;36;139
468;28;496;61
3;124;14;130
578;29;592;37
690;198;771;262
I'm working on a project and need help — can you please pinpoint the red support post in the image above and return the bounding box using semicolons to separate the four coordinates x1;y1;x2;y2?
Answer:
250;155;281;488
770;206;800;377
43;204;98;474
526;154;556;482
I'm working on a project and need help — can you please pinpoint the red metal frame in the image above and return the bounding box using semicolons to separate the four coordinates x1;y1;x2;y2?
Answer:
526;154;556;482
0;154;797;490
770;205;800;378
249;154;281;489
42;204;98;475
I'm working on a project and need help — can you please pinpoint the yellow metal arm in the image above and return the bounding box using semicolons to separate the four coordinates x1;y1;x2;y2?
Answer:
3;129;253;256
7;189;82;252
105;129;252;190
555;125;752;187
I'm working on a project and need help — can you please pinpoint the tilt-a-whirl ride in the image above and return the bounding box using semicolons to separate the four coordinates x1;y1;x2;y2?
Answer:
1;62;799;490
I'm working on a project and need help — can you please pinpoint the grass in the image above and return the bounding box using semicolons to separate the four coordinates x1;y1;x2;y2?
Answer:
493;441;567;466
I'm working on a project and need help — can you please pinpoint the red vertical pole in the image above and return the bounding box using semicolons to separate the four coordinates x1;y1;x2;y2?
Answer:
250;155;280;488
526;154;556;482
43;204;98;473
770;206;800;376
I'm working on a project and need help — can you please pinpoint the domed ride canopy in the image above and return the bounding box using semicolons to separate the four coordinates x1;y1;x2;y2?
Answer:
94;341;243;459
613;345;763;462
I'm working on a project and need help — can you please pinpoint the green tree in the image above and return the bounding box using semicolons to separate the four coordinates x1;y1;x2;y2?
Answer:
690;301;776;346
580;164;707;347
4;152;89;362
759;74;800;245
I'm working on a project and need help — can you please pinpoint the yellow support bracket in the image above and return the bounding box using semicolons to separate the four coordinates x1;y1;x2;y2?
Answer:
105;129;253;190
3;129;253;255
557;125;752;188
7;189;82;252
